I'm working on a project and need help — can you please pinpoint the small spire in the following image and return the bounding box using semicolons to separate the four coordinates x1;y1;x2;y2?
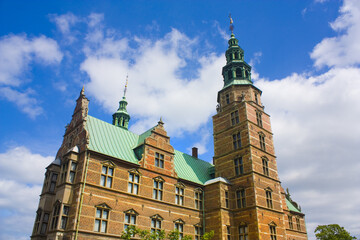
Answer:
123;74;128;98
80;85;85;95
229;13;234;34
158;117;164;126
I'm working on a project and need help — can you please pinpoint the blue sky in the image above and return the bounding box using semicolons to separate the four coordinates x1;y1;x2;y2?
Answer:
1;0;360;239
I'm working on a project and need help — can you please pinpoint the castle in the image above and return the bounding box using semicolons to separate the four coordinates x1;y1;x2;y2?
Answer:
31;29;308;240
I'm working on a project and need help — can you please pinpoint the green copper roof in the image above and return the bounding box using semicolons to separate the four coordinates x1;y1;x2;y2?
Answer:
286;198;301;213
86;116;139;164
174;150;214;185
86;115;213;184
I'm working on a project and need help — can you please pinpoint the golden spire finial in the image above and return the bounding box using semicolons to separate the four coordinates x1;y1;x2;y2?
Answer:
229;13;234;34
123;74;128;97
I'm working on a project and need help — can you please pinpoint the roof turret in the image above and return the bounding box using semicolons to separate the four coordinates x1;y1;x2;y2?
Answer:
112;75;130;129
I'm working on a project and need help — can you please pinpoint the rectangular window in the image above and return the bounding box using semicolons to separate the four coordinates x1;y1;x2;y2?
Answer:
262;158;269;176
124;213;136;229
288;215;293;230
256;111;263;127
60;206;69;229
151;218;162;233
239;225;248;240
153;179;163;200
128;172;140;194
61;162;68;183
51;204;60;229
175;223;184;239
195;226;202;240
175;187;184;205
40;213;49;234
227;226;231;240
233;132;241;150
100;166;113;188
259;134;266;151
266;190;273;209
94;208;109;233
226;94;230;104
234;157;244;176
231;110;239;125
195;191;203;210
69;162;77;183
33;210;42;234
155;152;164;168
296;218;301;231
236;189;246;208
254;92;258;104
270;225;277;240
49;173;58;192
225;191;229;208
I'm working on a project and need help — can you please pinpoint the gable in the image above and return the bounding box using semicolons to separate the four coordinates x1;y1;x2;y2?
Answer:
85;115;214;185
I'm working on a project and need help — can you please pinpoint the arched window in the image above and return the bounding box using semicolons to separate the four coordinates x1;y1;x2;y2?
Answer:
236;68;242;78
259;132;266;151
228;69;233;80
262;157;269;176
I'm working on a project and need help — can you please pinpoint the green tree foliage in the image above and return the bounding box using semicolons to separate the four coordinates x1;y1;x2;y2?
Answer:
315;224;357;240
201;230;214;240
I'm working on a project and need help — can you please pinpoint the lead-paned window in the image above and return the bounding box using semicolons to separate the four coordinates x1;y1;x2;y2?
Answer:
296;217;301;231
155;152;164;168
233;132;241;149
69;162;77;183
266;190;273;209
236;189;246;208
256;111;263;127
153;178;163;200
40;213;49;234
49;173;58;192
100;165;113;188
262;158;269;176
51;203;60;229
227;226;231;240
288;215;293;229
231;110;239;125
94;208;109;233
239;225;248;240
60;206;69;229
128;172;139;194
175;186;184;205
234;157;244;175
225;191;229;208
151;217;162;234
124;211;137;230
175;222;184;239
195;225;202;240
259;133;266;151
195;190;203;210
270;225;277;240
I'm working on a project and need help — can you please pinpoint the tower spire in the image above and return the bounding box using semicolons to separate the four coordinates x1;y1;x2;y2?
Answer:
112;75;131;129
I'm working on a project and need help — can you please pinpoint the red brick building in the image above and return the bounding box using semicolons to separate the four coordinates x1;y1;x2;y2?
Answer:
31;32;308;240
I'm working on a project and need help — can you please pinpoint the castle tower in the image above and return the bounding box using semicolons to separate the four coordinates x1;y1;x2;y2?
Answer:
206;18;307;240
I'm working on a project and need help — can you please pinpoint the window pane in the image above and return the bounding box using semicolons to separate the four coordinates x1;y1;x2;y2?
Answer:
102;210;109;219
94;219;100;231
159;182;163;189
159;191;162;200
106;177;112;188
131;215;136;224
128;183;132;193
100;175;106;186
101;221;107;232
69;172;75;183
63;206;69;215
71;162;77;171
125;214;129;223
61;216;67;229
157;220;161;228
134;184;138;194
96;209;101;218
135;175;139;183
102;166;107;174
129;173;133;181
108;168;113;176
151;219;155;228
153;190;157;199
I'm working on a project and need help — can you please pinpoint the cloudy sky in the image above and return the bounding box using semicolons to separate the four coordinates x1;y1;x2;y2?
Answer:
1;0;359;239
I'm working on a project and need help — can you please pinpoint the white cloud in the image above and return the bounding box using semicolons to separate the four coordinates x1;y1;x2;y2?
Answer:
0;146;53;239
50;12;79;44
311;0;360;68
257;61;360;239
81;26;224;136
0;34;63;117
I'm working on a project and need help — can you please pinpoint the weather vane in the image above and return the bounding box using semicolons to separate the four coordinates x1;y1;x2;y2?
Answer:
123;74;128;97
229;13;234;33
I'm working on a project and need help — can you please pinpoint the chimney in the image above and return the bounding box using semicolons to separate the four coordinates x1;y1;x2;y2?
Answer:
192;147;198;158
